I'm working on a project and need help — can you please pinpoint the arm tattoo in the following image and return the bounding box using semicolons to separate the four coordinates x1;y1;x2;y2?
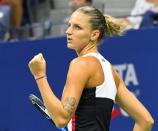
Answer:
63;97;76;116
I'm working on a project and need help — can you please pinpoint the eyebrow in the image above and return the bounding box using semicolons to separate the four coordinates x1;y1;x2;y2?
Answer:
67;21;82;27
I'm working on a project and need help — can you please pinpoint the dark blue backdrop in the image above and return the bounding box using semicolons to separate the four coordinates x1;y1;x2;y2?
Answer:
0;28;157;131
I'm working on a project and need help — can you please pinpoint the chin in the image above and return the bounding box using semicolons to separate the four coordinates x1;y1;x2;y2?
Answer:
67;44;75;50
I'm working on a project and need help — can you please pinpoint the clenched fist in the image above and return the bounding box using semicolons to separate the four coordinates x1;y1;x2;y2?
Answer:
28;53;46;79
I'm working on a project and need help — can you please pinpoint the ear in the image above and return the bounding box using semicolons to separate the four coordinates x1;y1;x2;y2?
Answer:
90;30;100;41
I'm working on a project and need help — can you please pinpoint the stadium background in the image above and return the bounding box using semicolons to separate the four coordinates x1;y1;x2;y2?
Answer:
0;28;157;131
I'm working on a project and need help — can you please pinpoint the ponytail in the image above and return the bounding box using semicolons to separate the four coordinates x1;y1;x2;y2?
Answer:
104;15;126;36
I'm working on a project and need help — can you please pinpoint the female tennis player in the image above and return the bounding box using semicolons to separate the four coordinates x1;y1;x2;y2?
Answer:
28;6;154;131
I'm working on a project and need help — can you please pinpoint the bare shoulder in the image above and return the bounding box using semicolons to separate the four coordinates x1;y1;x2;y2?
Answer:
70;56;100;70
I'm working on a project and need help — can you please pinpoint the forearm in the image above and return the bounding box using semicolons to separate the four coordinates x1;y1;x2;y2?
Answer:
115;79;154;131
35;77;69;127
133;122;153;131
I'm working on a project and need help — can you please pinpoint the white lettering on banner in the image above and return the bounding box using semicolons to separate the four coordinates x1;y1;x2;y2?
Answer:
114;64;139;86
113;63;140;117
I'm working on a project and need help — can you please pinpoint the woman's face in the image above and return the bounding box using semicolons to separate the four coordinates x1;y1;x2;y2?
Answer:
66;11;93;52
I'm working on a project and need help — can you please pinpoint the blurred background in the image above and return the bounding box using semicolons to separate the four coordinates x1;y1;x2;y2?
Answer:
0;0;157;131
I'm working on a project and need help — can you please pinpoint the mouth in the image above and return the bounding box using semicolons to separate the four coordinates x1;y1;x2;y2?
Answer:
67;37;72;43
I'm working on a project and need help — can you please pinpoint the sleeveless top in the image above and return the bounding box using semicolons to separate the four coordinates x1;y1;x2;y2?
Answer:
67;53;117;131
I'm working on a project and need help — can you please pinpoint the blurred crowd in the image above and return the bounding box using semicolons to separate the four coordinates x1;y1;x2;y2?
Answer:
119;0;158;30
0;0;158;42
0;0;53;41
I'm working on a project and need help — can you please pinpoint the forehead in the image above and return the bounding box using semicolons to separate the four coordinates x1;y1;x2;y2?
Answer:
69;11;90;25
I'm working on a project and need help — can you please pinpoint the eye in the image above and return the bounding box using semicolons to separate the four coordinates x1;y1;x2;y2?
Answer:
74;25;82;30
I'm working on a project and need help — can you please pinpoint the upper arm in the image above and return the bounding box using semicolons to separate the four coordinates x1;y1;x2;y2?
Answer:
111;66;153;123
61;58;90;118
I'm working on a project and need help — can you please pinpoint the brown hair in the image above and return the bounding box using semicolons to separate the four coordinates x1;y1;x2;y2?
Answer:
77;6;126;42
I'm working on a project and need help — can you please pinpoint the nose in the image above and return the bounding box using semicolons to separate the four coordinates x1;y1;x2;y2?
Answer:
66;26;72;35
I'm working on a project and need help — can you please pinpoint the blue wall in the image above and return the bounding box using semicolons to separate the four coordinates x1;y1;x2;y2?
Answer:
0;28;157;131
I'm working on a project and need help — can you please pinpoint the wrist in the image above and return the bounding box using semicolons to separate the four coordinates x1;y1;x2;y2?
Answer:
34;75;47;81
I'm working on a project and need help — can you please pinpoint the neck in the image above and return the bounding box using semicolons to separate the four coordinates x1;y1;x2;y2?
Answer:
76;42;98;56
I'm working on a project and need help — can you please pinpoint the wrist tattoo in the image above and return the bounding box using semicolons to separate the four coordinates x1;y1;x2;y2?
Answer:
63;97;76;116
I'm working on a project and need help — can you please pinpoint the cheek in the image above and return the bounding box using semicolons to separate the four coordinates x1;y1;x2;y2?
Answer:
76;33;90;44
